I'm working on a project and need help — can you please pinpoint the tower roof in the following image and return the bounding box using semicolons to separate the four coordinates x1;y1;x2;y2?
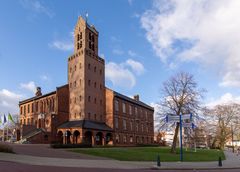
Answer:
75;16;98;35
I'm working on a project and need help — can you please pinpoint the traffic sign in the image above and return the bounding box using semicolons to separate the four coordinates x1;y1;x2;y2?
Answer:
165;113;196;162
181;113;192;120
166;115;179;122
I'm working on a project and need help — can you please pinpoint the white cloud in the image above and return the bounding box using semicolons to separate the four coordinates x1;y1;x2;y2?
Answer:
110;36;121;43
112;49;124;55
40;75;50;81
20;81;36;93
128;0;133;6
49;40;73;51
131;13;140;18
49;31;74;51
206;93;240;108
99;53;105;59
106;62;136;88
20;0;54;18
141;0;240;87
126;59;145;75
128;50;137;57
105;59;145;88
0;89;24;114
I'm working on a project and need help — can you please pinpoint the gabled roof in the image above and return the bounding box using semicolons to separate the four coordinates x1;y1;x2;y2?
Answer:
58;120;112;131
19;84;68;105
106;87;154;111
19;91;56;105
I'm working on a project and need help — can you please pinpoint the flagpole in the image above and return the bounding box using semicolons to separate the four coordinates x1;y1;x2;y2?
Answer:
7;113;9;141
3;120;4;142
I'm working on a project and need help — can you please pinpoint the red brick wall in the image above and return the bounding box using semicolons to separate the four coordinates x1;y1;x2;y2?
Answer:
51;85;69;141
26;132;52;144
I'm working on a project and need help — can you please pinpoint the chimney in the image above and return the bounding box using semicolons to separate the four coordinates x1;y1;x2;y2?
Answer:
35;87;42;97
133;94;139;101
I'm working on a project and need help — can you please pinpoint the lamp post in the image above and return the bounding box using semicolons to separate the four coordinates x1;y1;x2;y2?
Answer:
65;131;68;144
231;123;234;153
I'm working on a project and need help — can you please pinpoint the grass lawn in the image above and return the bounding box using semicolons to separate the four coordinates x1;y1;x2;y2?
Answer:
70;147;225;162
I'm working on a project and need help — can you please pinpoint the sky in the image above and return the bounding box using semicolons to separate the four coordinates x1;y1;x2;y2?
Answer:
1;0;240;115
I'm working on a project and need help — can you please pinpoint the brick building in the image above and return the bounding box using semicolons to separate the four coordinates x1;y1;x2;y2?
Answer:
19;16;154;145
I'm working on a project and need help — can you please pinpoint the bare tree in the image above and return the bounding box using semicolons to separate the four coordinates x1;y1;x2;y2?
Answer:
158;72;205;153
205;103;240;150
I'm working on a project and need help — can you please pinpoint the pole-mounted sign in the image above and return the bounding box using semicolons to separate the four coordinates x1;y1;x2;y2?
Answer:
165;113;195;161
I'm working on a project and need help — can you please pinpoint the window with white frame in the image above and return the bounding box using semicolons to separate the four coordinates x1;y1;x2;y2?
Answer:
116;134;120;143
115;100;119;112
136;123;139;132
123;119;127;130
122;103;126;113
115;117;119;129
135;107;138;116
130;136;133;143
129;105;132;115
123;135;127;143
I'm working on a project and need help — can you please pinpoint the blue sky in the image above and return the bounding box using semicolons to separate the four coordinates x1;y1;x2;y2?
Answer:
1;0;240;114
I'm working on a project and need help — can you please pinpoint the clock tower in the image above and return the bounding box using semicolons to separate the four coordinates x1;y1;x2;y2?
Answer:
68;16;105;122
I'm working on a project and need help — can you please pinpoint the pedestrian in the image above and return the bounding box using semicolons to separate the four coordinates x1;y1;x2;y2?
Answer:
236;147;240;156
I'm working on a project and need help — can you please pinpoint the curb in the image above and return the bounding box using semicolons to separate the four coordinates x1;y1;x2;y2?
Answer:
151;166;240;170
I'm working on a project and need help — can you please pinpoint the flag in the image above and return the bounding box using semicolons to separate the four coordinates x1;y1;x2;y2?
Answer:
8;113;14;123
3;114;7;124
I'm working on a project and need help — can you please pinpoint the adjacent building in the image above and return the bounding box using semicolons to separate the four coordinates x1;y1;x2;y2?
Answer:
19;16;154;145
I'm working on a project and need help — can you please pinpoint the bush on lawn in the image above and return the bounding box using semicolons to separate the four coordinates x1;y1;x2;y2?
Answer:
136;144;159;147
50;143;92;149
0;144;14;153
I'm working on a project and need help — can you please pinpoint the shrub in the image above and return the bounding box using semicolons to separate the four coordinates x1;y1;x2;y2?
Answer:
136;144;159;147
0;144;14;153
50;143;92;149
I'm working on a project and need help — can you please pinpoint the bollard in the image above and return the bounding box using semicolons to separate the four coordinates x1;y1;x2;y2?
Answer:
218;157;222;167
157;154;161;167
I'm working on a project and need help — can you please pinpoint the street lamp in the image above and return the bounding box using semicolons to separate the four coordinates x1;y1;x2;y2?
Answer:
65;131;68;144
231;123;234;153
